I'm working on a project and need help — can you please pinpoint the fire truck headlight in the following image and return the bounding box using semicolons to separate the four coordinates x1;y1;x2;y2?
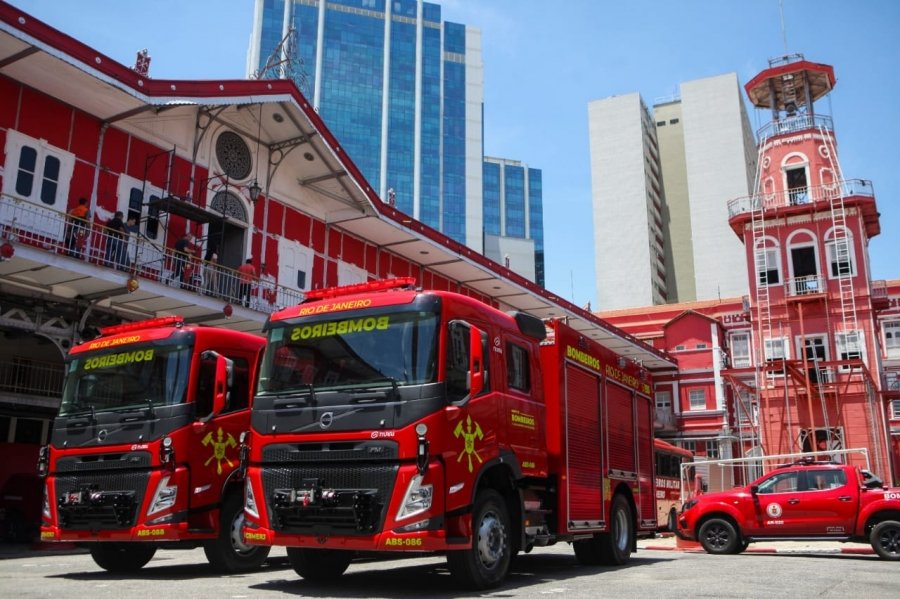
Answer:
147;476;177;515
42;484;51;520
244;479;259;518
396;474;433;521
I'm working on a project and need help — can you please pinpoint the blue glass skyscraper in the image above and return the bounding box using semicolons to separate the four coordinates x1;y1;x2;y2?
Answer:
482;157;544;287
248;0;483;250
248;0;544;286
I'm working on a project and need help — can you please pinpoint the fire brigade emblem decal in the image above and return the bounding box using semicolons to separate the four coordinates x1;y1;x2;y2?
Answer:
202;427;237;475
766;502;783;518
454;415;483;473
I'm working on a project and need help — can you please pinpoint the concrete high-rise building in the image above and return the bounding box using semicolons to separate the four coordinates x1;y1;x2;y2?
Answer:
247;0;485;251
588;73;758;310
482;157;544;286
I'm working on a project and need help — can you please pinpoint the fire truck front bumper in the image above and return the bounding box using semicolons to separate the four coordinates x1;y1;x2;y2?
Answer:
40;518;209;543
240;519;462;552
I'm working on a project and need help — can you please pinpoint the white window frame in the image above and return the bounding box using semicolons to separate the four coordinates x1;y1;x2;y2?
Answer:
884;321;900;358
824;229;856;279
655;390;672;411
764;337;789;377
755;246;781;286
892;399;900;420
681;440;697;453
730;331;752;368
688;389;707;411
797;334;832;383
835;330;865;372
3;130;75;210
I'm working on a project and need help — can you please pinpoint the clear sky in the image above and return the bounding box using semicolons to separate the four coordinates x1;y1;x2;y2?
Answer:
10;0;899;308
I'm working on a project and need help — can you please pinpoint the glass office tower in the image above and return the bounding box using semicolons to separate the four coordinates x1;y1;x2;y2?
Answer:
482;157;544;287
248;0;483;250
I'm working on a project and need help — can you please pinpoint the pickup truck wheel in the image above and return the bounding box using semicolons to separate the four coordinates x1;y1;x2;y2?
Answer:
90;543;156;571
286;548;352;580
698;518;738;555
446;490;512;589
870;520;900;560
204;493;270;572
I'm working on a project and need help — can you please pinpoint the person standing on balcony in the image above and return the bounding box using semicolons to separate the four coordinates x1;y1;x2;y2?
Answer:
65;197;89;258
202;248;220;297
172;232;196;289
237;258;257;307
103;211;127;269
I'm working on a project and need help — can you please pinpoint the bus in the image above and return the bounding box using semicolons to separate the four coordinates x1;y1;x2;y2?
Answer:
654;438;694;530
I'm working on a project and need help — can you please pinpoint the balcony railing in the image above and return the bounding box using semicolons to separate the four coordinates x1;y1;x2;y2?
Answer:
0;194;305;313
728;179;875;219
784;274;825;298
0;359;64;398
756;114;833;141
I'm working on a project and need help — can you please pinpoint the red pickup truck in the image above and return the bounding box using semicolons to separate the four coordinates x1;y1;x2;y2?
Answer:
676;459;900;560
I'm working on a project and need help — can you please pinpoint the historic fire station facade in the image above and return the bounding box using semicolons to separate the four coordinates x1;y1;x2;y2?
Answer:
602;56;900;485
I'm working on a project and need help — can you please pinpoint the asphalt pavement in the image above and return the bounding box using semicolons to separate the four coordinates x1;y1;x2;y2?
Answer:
0;533;874;561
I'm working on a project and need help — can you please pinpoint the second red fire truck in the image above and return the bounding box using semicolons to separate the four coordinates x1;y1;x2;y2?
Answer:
39;316;269;572
242;278;658;589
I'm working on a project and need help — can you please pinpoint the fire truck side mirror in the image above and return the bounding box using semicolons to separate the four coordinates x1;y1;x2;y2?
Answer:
199;350;233;420
469;324;485;397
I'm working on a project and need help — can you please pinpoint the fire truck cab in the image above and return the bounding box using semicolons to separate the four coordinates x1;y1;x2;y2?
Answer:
243;278;657;589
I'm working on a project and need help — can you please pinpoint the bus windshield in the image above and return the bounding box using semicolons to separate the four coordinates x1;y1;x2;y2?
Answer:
258;308;439;394
59;343;192;417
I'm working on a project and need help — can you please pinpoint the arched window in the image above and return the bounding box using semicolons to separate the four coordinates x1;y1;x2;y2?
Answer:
824;227;856;279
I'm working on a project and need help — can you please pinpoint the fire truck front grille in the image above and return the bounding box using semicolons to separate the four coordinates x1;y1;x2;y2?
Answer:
56;451;152;472
261;461;399;535
54;470;150;529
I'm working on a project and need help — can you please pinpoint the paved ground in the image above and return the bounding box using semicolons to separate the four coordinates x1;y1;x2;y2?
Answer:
0;533;874;560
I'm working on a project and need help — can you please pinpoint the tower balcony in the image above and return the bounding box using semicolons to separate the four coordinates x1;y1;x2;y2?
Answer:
727;179;879;239
756;113;833;142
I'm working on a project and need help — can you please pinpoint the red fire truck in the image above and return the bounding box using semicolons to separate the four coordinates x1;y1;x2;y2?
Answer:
242;278;657;589
39;316;270;573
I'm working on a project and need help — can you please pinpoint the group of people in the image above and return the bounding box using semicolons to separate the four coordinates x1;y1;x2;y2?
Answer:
65;199;273;308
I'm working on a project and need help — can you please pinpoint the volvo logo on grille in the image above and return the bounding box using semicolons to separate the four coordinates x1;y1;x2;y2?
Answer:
97;429;108;441
319;412;334;429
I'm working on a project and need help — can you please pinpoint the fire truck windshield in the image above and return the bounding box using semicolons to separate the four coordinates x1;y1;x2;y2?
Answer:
59;343;192;417
258;309;438;394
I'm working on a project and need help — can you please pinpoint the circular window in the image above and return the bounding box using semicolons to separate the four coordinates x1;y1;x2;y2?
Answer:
215;131;252;180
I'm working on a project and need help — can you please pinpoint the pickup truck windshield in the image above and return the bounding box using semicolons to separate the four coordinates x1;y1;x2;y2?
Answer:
259;309;438;393
59;343;192;416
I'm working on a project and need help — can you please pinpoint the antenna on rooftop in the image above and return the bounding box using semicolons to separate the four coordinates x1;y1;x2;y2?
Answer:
253;26;310;97
779;0;789;55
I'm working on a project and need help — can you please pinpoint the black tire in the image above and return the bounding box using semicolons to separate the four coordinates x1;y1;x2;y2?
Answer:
572;495;633;566
666;508;677;533
446;489;512;590
203;493;271;573
698;518;739;555
870;520;900;561
730;537;750;554
286;547;353;581
90;543;157;572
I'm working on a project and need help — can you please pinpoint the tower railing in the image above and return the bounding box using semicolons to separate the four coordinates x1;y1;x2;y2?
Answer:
727;179;874;218
756;114;833;140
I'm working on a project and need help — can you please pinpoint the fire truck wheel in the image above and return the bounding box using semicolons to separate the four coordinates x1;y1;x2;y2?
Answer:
870;520;900;560
286;548;353;580
698;518;739;555
89;543;157;571
666;508;677;533
574;493;633;566
446;489;512;589
204;493;271;572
